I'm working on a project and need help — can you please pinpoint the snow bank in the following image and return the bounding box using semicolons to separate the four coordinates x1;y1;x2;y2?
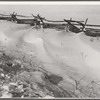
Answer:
23;29;100;79
0;32;10;44
0;21;100;80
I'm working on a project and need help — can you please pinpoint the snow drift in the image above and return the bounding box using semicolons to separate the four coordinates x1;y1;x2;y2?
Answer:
0;21;100;80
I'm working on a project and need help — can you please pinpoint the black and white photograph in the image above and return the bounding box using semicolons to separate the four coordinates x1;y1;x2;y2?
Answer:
0;1;100;98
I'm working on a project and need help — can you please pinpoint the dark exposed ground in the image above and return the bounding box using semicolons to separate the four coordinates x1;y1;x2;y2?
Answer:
0;49;72;98
85;28;100;37
0;47;100;98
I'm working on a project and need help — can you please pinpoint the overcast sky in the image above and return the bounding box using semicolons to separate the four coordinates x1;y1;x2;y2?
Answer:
0;4;100;24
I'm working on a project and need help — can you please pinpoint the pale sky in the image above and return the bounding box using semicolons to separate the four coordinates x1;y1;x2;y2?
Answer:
0;4;100;24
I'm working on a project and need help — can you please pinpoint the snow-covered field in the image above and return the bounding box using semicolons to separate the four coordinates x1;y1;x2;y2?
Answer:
0;20;100;98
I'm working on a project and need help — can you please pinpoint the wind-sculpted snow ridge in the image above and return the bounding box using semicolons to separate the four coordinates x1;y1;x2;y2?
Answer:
0;21;100;98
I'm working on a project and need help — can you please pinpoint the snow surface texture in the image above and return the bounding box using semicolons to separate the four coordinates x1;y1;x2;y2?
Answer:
0;21;100;97
0;21;99;78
